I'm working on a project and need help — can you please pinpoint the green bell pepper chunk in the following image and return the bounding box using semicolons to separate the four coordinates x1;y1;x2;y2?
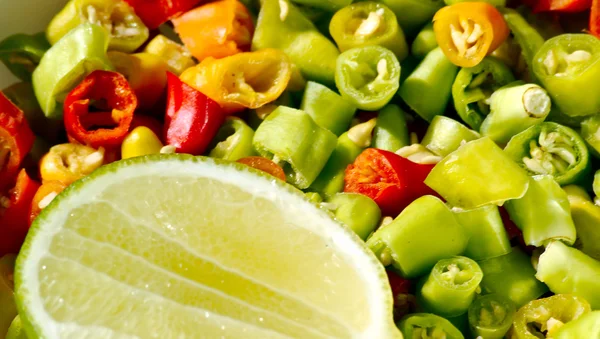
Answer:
46;0;149;53
366;195;469;278
563;185;600;260
454;205;511;261
208;117;256;161
451;57;515;131
536;241;600;309
326;193;381;240
378;0;444;37
253;106;337;189
553;311;600;339
505;175;576;247
511;294;591;339
299;81;356;136
372;104;409;152
32;23;113;119
468;294;516;339
290;0;351;12
0;33;50;82
532;34;600;117
397;313;464;339
0;255;17;338
252;0;340;85
480;82;551;145
504;122;591;186
308;132;364;198
478;248;548;308
399;47;458;122
329;2;408;61
581;115;600;158
417;256;483;318
6;316;26;339
411;23;437;60
500;8;545;80
425;138;530;209
335;45;400;111
421;116;479;157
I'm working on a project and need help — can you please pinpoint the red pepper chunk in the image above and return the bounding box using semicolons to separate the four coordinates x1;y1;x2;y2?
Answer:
164;72;224;155
1;169;40;256
124;0;206;29
64;70;137;149
591;0;600;38
344;148;436;217
534;0;591;12
0;92;35;191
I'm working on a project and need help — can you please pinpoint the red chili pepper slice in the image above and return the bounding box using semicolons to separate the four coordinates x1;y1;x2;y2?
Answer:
534;0;591;12
164;72;224;155
0;92;35;191
1;169;40;256
237;156;286;181
344;148;436;217
591;0;600;38
124;0;206;29
64;70;137;149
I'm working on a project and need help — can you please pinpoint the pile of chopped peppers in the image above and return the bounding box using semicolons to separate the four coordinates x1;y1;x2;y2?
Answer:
1;0;600;337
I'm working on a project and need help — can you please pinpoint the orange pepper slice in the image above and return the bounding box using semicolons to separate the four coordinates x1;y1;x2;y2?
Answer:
433;2;509;68
172;0;254;61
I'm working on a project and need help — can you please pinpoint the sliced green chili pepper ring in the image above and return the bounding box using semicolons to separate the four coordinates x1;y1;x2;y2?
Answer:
468;294;516;339
397;313;464;339
451;57;515;130
208;117;256;161
0;33;50;82
421;116;479;157
504;122;590;185
335;45;400;111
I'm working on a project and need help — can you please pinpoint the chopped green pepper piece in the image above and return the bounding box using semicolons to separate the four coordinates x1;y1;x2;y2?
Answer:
143;35;196;76
253;106;337;189
300;81;356;135
0;255;17;338
397;313;464;339
372;104;409;152
417;256;483;318
468;294;516;339
504;122;591;186
5;316;26;339
532;34;600;117
581;114;600;158
32;23;113;119
46;0;149;53
425;138;530;209
290;0;351;12
0;32;50;82
553;311;600;339
511;294;591;339
411;23;437;60
505;175;576;247
500;8;545;80
536;241;600;309
327;193;381;240
379;0;444;37
329;2;408;61
399;47;458;122
563;185;600;260
335;45;400;111
304;192;323;204
367;195;469;278
208;117;256;161
478;248;549;307
454;205;511;261
252;0;340;85
451;57;515;131
421;116;479;157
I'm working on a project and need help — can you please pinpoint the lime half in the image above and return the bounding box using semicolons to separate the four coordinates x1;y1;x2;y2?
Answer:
16;155;400;339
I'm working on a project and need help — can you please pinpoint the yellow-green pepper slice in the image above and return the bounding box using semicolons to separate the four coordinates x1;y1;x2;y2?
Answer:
468;294;516;339
563;185;600;260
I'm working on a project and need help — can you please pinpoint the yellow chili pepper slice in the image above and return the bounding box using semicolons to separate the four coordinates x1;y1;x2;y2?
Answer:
39;143;105;185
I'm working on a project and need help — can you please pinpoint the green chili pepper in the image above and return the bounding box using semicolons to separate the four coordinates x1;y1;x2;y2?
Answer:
451;57;515;131
563;185;600;261
253;106;337;189
6;315;26;339
505;175;576;247
478;248;549;307
594;170;600;198
308;132;364;198
372;104;409;152
480;82;551;144
304;192;323;204
335;45;400;111
33;23;113;119
553;311;600;339
397;313;464;339
208;117;256;161
536;241;600;309
425;138;530;209
581;115;600;158
379;0;444;37
411;23;437;60
421;116;479;157
504;122;591;186
416;256;483;318
500;8;545;80
252;0;340;85
329;2;408;61
299;81;356;136
0;255;17;338
399;47;458;122
468;294;516;339
291;0;351;12
326;193;381;240
0;32;50;82
46;0;149;53
453;205;511;261
511;294;591;339
366;195;469;278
